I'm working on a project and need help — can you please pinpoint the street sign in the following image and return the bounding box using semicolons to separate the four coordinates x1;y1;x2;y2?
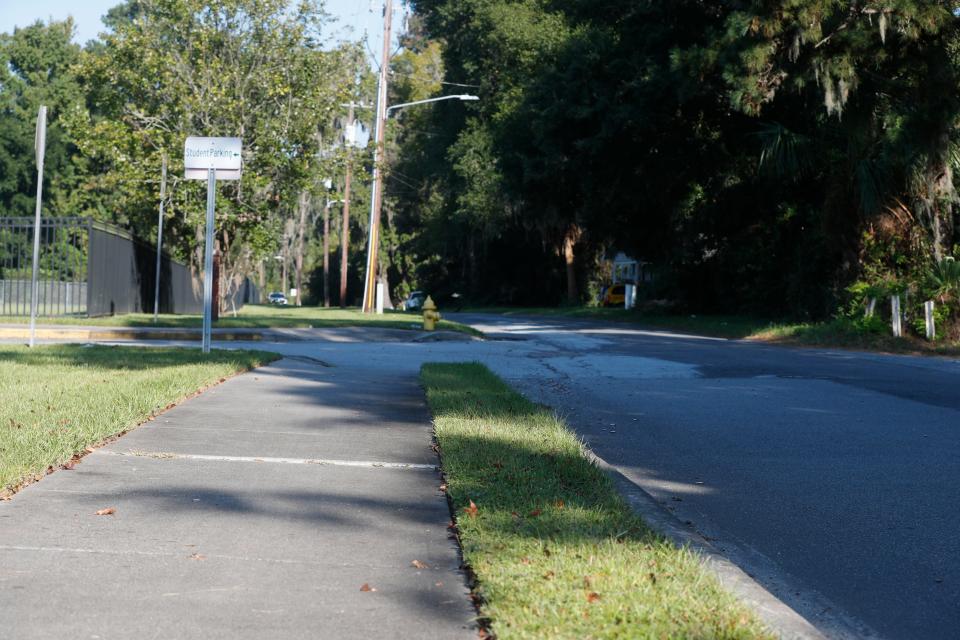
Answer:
183;136;242;352
29;106;48;348
184;136;242;180
35;106;47;167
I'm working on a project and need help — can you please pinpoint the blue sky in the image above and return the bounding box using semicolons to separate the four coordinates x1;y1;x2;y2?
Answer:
0;0;409;64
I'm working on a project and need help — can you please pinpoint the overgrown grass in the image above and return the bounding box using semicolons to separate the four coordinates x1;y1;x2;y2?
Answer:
0;305;479;335
421;362;771;639
0;345;277;496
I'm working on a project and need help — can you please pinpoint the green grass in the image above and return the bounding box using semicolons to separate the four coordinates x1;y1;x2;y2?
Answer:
421;362;771;639
0;304;479;335
0;345;278;497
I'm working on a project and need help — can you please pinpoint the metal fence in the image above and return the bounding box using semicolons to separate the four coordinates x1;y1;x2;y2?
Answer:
0;217;259;317
0;217;88;316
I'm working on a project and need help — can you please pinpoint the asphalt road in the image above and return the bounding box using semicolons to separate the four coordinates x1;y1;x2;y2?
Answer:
447;313;960;640
20;314;959;638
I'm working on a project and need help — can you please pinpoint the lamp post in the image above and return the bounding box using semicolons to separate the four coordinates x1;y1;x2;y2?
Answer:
360;94;480;313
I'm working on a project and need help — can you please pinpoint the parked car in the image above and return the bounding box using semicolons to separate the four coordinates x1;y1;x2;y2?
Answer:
601;284;626;307
403;291;427;311
268;291;288;305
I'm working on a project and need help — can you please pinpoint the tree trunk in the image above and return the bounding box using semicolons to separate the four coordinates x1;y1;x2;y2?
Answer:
563;224;581;304
294;190;309;306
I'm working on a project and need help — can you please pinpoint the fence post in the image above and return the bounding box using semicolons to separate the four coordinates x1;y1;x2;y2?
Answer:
925;300;936;341
891;295;902;337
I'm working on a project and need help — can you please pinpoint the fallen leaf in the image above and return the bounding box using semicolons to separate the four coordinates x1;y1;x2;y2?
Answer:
62;461;76;470
359;583;376;592
189;553;206;560
554;500;565;509
438;483;448;492
586;592;601;603
411;560;429;569
435;581;444;587
543;571;555;580
463;500;479;518
94;507;115;516
528;508;542;517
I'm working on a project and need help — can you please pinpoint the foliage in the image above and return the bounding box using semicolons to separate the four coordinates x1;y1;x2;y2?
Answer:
391;0;960;321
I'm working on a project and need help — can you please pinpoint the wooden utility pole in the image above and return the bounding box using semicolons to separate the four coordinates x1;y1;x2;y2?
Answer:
294;190;309;306
323;200;331;308
361;0;392;313
340;101;355;307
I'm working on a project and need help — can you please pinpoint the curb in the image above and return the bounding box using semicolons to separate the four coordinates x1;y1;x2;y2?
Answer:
0;327;265;342
585;450;830;640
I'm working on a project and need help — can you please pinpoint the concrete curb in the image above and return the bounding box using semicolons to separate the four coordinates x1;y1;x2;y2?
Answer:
0;326;265;342
0;325;477;344
585;450;829;640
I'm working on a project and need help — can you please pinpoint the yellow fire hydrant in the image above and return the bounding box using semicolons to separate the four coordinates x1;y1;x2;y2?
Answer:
422;296;441;331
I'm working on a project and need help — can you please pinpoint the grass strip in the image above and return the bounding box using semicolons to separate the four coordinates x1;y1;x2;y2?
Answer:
421;362;772;639
0;305;480;336
0;345;278;496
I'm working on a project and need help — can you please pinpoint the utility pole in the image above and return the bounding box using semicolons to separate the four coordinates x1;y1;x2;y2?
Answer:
323;200;331;308
361;0;392;313
340;100;355;307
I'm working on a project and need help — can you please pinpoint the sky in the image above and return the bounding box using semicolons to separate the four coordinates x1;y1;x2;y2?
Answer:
0;0;409;65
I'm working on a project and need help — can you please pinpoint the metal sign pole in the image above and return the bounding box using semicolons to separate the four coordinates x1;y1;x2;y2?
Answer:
29;105;47;348
202;168;216;353
153;154;168;323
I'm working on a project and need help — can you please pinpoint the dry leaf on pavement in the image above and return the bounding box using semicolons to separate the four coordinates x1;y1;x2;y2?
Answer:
411;560;429;569
94;507;115;516
360;583;376;592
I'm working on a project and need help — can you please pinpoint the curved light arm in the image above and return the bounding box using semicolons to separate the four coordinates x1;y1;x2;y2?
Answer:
386;94;479;116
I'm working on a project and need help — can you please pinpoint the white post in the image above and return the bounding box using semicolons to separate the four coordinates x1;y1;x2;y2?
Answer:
153;154;167;322
29;106;47;348
202;168;216;353
925;300;936;341
375;281;384;315
891;295;902;338
624;284;637;310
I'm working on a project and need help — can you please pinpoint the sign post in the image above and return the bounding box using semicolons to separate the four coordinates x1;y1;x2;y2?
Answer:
184;136;242;353
29;105;47;348
153;154;167;323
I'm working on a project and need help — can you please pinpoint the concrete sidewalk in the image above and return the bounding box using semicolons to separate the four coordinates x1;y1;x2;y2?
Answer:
0;358;475;639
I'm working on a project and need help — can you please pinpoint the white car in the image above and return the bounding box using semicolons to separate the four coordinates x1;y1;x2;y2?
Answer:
268;291;288;305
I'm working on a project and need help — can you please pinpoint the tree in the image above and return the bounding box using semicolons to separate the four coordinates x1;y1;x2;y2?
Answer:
0;19;87;218
66;0;356;306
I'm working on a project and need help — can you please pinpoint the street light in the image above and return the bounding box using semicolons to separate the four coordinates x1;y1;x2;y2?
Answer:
361;94;480;312
385;94;479;116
